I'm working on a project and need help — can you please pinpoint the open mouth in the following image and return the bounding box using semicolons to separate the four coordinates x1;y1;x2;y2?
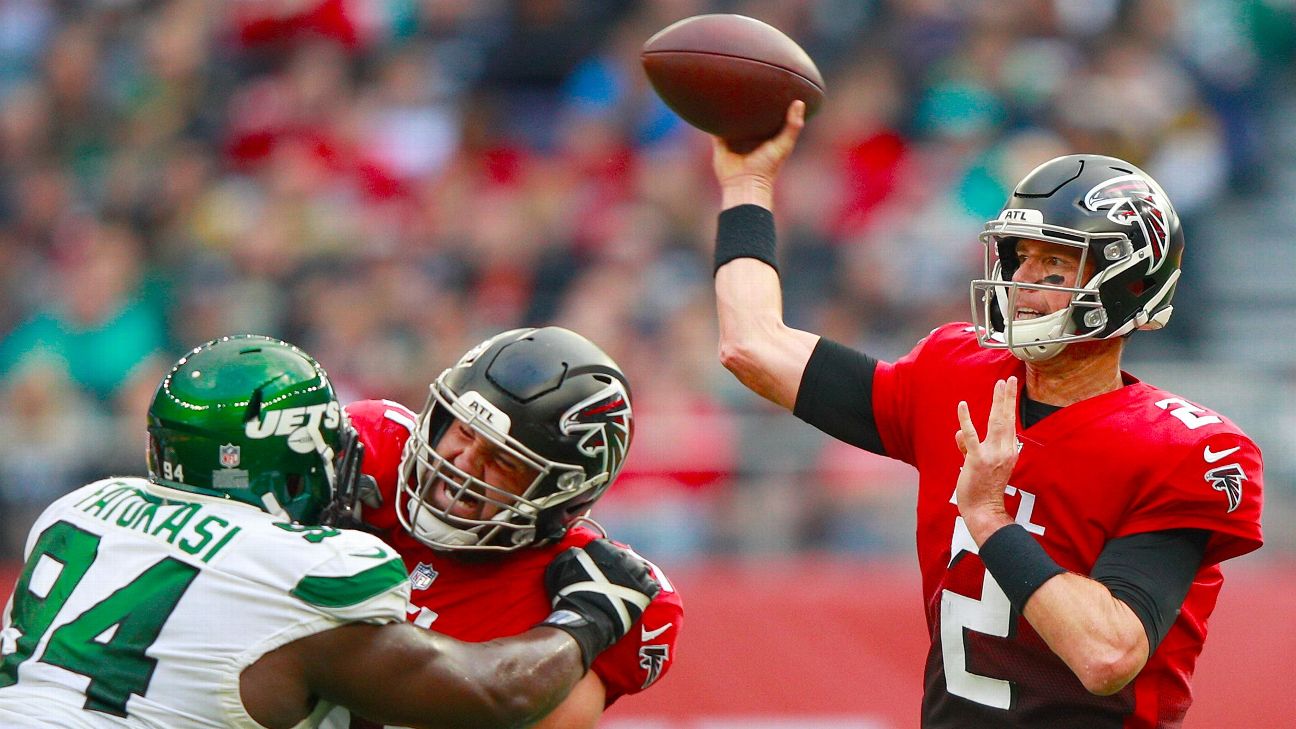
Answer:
432;479;482;520
1014;307;1046;320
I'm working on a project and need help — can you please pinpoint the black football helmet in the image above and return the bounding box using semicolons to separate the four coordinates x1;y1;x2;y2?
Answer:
970;154;1184;361
397;327;633;552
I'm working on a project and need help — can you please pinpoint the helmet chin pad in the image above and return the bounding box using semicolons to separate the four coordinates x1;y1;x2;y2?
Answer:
987;279;1078;362
406;496;483;547
999;307;1073;362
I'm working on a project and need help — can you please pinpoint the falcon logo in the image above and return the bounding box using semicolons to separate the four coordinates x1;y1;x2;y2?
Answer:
1084;174;1172;274
1205;463;1247;513
638;644;669;689
559;379;632;481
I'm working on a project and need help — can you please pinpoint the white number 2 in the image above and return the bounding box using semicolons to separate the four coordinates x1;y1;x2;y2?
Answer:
1154;397;1221;430
940;516;1013;709
940;487;1046;709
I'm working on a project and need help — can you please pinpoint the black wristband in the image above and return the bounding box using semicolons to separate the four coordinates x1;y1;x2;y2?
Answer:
979;524;1068;614
539;610;611;672
715;204;778;274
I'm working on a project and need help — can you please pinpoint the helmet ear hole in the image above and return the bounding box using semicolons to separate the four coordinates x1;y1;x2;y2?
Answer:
284;473;303;499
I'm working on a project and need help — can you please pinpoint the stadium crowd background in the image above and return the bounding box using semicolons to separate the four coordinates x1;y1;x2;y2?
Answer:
0;0;1293;565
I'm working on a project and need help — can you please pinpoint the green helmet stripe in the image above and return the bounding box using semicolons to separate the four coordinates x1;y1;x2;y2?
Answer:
290;558;408;608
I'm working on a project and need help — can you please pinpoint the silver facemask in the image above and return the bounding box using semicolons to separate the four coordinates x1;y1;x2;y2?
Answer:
395;376;597;553
969;209;1174;362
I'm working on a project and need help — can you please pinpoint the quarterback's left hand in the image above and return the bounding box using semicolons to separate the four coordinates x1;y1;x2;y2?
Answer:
954;377;1019;544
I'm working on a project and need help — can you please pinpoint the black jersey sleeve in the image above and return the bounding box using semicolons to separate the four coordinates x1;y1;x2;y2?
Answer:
1091;528;1210;653
792;337;885;455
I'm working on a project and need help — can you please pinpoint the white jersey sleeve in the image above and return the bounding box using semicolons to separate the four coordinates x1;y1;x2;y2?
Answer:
0;478;410;729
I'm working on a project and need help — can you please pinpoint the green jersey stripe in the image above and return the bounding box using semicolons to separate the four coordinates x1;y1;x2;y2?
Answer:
290;558;408;608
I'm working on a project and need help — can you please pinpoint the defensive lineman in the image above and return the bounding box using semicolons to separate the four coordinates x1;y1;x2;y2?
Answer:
0;335;659;728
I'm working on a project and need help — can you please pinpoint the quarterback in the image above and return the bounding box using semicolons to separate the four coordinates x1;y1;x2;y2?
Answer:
0;335;660;728
337;327;682;729
705;102;1262;727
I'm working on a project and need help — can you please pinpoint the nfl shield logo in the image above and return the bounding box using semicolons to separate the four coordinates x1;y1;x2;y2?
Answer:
410;562;438;591
219;443;241;468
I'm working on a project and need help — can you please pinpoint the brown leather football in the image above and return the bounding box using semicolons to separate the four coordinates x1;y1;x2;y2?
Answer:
642;14;825;150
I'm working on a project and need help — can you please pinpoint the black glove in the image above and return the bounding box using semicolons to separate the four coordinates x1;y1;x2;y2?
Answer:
540;539;661;671
320;423;383;532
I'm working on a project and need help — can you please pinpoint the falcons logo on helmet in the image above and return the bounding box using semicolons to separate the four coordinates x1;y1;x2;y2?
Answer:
560;379;632;480
1084;174;1171;274
1205;463;1247;513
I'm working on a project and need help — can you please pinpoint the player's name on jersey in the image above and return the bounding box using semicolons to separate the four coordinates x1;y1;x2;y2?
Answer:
72;481;243;563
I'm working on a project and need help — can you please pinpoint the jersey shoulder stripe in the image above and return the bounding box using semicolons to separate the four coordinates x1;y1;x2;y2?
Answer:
292;556;409;608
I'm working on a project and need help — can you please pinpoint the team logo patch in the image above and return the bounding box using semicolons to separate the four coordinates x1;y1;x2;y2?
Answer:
1205;463;1247;513
559;379;632;481
638;644;669;688
410;562;439;591
1084;174;1172;274
219;443;241;468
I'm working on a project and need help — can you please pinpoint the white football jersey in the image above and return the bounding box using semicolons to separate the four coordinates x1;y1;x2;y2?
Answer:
0;477;410;728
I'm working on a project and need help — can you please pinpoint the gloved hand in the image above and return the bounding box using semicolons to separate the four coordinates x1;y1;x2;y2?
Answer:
540;539;660;670
319;423;383;532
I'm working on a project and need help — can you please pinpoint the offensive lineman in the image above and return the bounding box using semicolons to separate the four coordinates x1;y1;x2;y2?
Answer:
337;326;682;729
331;326;679;721
0;335;659;729
707;102;1262;727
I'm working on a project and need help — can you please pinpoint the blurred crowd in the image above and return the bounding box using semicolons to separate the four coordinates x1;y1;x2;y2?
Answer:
0;0;1292;560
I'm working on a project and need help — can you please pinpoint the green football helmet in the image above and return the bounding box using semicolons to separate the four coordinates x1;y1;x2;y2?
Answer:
146;335;343;523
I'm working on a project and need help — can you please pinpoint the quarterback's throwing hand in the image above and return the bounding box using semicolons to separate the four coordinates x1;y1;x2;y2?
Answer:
711;100;806;200
954;377;1020;542
541;539;660;670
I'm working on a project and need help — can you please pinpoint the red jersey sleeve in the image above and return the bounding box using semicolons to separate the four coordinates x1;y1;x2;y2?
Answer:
589;550;683;704
344;399;418;534
870;325;957;466
1121;429;1264;566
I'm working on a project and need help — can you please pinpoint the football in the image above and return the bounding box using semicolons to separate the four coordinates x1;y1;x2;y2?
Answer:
641;14;825;151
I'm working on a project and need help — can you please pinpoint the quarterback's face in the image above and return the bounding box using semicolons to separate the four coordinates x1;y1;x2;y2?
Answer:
430;420;538;520
1009;239;1088;319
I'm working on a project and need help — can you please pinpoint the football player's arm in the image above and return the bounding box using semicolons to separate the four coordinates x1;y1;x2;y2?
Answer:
712;101;820;410
301;622;588;729
530;672;606;729
992;529;1207;696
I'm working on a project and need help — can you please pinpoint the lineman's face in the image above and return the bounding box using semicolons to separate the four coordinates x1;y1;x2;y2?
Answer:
430;420;538;520
1008;239;1088;318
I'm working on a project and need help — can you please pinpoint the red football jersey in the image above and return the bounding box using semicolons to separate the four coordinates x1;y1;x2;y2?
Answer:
344;399;683;704
871;324;1263;729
